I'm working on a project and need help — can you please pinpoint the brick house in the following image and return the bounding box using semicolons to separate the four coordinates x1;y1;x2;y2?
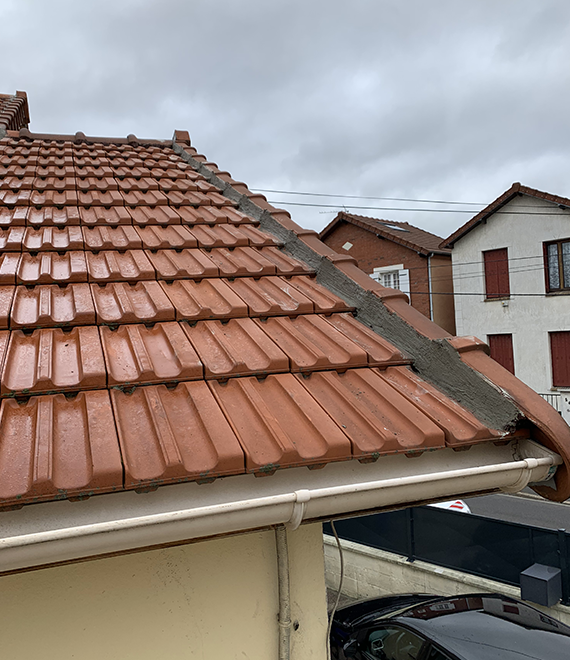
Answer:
320;211;456;334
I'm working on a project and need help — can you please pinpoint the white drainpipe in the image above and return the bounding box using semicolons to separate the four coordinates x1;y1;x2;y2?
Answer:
275;526;292;660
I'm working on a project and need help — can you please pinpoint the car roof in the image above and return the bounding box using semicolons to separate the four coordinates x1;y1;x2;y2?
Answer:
395;594;570;660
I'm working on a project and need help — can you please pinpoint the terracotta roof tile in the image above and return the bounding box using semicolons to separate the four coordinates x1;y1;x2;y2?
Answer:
145;248;218;279
101;322;202;387
320;211;450;256
160;279;248;321
17;251;87;284
297;369;445;458
11;283;95;329
86;249;155;283
0;390;121;506
112;382;245;488
184;317;289;379
225;275;316;317
135;225;196;249
0;114;567;507
91;281;174;325
29;206;81;226
210;373;352;473
23;226;84;251
1;326;105;396
0;286;15;328
128;205;181;226
83;225;142;250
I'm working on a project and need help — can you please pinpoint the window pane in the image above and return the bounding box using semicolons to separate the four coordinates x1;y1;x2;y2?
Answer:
562;242;570;289
366;626;425;660
548;243;560;289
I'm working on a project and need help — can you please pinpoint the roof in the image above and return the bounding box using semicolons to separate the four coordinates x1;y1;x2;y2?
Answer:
319;211;451;256
0;92;29;133
442;182;570;248
0;92;568;516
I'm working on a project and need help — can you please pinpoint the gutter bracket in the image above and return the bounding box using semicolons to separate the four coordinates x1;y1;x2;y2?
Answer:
287;490;311;530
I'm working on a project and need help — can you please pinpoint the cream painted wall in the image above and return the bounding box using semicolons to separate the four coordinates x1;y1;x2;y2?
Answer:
0;523;328;660
452;195;570;394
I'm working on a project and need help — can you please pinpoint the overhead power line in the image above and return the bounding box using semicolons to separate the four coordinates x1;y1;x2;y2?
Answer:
252;188;482;205
266;199;570;215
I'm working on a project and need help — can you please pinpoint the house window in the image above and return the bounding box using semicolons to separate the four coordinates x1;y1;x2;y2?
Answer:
488;334;515;374
544;239;570;292
484;248;510;299
371;264;410;296
550;331;570;387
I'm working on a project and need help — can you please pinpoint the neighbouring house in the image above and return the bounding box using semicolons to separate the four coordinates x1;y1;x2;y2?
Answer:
0;94;570;659
320;211;456;334
442;183;570;419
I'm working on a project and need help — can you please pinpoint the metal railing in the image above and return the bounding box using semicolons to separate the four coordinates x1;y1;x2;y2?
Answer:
539;392;562;412
324;507;570;605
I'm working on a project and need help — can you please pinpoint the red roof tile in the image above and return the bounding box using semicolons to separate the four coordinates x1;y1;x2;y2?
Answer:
0;102;568;509
320;211;451;256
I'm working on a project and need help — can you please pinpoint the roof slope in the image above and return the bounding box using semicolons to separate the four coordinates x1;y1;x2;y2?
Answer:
0;112;568;506
319;211;451;256
442;182;570;248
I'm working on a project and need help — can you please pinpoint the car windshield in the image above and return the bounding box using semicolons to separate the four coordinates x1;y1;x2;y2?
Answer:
400;595;570;660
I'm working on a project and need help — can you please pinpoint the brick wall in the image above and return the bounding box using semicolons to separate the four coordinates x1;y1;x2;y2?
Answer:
322;221;431;317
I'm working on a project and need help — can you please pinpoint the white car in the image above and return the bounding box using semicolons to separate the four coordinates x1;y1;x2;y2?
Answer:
428;499;472;513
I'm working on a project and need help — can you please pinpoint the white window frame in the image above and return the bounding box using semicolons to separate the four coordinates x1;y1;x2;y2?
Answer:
370;264;410;296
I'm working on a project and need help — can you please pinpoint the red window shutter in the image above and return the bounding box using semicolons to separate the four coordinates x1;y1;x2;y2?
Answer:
550;332;570;387
484;248;510;298
488;334;515;374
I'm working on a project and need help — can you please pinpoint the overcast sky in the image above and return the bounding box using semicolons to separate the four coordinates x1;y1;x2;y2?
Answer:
2;0;570;237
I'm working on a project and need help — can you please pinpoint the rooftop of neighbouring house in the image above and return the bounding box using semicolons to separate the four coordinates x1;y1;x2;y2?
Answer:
319;211;451;256
442;182;570;248
0;91;570;509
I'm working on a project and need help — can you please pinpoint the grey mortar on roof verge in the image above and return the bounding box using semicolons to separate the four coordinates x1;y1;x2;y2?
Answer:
172;141;521;433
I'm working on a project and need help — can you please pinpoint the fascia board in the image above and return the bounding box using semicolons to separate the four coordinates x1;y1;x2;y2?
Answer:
0;439;560;574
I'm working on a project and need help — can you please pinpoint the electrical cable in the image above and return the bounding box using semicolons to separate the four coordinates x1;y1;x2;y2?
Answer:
327;520;345;660
267;199;570;215
252;188;483;205
253;187;570;211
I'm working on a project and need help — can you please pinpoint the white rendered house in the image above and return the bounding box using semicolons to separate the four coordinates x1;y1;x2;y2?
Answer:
442;183;570;418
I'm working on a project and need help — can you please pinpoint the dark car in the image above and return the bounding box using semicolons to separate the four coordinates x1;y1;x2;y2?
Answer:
330;592;570;660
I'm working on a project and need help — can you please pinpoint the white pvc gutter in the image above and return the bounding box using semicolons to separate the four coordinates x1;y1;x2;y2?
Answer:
0;439;560;575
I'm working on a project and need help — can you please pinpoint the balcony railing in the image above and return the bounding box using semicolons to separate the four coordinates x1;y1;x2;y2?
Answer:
539;392;562;412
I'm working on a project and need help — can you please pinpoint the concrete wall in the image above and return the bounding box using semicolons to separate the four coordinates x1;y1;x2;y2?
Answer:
324;536;570;626
322;221;432;318
0;523;328;660
452;195;570;393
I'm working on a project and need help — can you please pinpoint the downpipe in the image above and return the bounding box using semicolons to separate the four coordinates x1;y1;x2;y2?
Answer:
275;526;291;660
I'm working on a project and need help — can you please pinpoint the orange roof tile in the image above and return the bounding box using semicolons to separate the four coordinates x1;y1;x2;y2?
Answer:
0;95;569;510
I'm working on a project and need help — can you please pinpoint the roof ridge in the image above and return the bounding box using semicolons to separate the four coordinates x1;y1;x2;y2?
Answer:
171;139;523;430
0;92;29;137
319;210;450;255
3;127;171;147
441;182;570;248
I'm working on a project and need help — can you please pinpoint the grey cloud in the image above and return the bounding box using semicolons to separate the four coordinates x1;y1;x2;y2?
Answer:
2;0;570;236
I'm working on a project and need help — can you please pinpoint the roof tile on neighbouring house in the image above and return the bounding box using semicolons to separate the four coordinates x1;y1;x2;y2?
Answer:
319;211;451;255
